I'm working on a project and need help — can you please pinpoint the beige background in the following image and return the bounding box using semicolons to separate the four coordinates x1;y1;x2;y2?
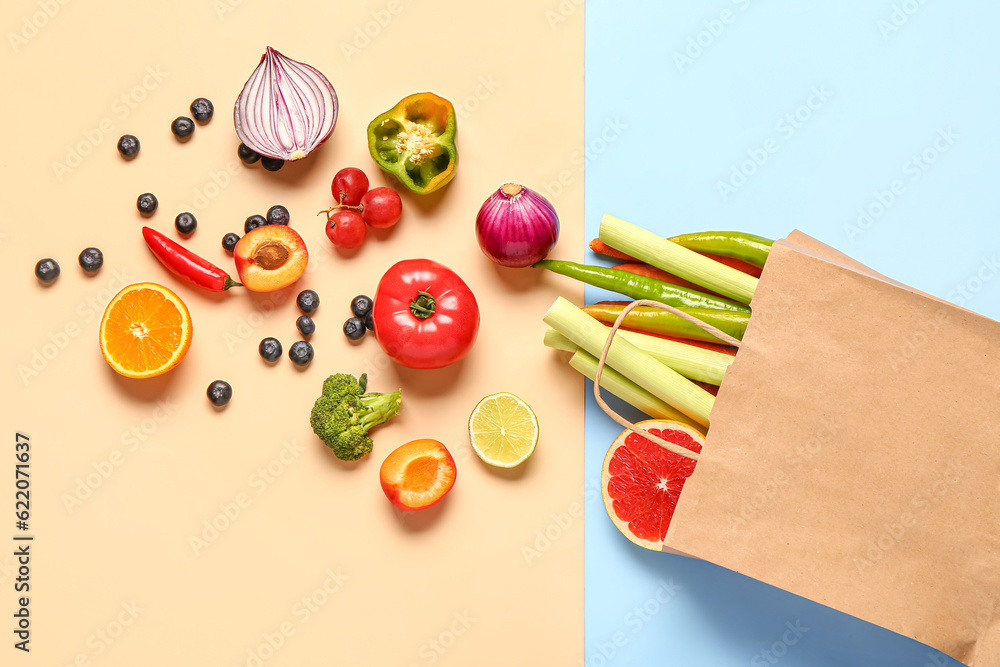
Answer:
3;0;584;664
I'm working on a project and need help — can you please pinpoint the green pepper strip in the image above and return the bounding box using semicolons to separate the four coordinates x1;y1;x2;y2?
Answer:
667;231;773;270
533;260;751;314
581;304;749;344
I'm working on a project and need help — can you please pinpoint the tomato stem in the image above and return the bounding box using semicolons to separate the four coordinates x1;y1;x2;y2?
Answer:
410;289;436;319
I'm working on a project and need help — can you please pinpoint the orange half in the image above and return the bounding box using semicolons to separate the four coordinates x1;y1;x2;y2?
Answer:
99;282;192;379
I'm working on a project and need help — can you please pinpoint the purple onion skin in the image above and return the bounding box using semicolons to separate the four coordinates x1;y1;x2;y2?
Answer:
476;184;560;268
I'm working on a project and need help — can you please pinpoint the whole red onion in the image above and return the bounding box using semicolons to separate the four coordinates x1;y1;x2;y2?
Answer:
475;183;560;267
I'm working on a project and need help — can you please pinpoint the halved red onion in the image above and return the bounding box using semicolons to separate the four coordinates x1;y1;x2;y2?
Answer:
476;183;560;268
234;47;338;161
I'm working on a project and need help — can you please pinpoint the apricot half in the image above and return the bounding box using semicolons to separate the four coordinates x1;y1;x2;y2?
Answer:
234;225;308;292
379;439;456;512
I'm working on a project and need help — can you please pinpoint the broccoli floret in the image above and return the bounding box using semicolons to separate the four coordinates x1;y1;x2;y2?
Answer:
310;373;402;460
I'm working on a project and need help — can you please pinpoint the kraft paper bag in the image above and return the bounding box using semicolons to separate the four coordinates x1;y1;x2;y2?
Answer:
662;233;1000;666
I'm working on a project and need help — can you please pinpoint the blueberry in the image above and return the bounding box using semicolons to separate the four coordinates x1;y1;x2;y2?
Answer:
237;143;260;165
244;214;267;234
364;310;374;335
350;295;373;319
78;248;104;273
207;380;233;407
190;97;214;122
343;317;366;341
34;258;60;283
174;212;197;236
296;289;320;313
171;116;195;139
261;156;284;172
296;315;315;337
288;341;314;366
137;192;158;215
258;337;282;362
222;232;240;253
117;134;140;158
266;205;290;226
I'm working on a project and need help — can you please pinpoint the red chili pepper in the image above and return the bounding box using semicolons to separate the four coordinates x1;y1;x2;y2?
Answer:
142;227;241;292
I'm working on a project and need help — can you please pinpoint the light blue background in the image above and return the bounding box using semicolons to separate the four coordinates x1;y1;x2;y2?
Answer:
583;2;1000;665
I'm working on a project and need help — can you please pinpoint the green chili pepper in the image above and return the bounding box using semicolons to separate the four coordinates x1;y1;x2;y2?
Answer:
667;232;773;269
581;304;749;343
533;259;751;313
366;92;457;195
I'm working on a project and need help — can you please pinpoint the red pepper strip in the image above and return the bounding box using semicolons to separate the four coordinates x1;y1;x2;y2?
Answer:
142;227;241;292
612;263;729;300
693;380;720;396
698;252;762;278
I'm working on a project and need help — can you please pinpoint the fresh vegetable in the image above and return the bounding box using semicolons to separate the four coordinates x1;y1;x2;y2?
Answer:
221;233;240;253
600;214;758;304
468;392;538;468
372;258;480;369
78;248;103;273
234;47;338;161
237;143;260;164
296;289;320;313
266;205;290;226
142;226;241;292
325;209;366;249
258;337;282;362
360;187;402;228
207;380;232;407
591;238;763;277
476;183;559;268
534;259;750;313
367;92;457;194
581;303;749;344
699;253;762;278
34;258;59;282
611;263;727;299
117;134;139;158
171;116;195;139
296;315;315;337
310;373;402;461
379;439;456;511
137;193;158;215
331;167;369;206
234;225;308;292
544;297;714;427
174;212;197;236
350;295;372;319
668;231;773;270
99;282;192;379
189;97;214;122
260;157;284;172
244;214;267;234
343;317;365;341
288;340;314;366
602;421;704;550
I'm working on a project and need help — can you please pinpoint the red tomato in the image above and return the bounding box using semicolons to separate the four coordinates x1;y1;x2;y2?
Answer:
372;259;480;369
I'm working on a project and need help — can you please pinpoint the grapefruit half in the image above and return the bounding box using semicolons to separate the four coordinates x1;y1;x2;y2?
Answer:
601;420;704;550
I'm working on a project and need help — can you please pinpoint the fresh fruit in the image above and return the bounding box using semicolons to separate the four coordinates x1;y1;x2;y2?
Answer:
207;380;233;406
171;116;195;139
267;205;290;226
259;337;282;362
372;259;479;369
34;258;59;283
331;167;369;206
288;340;314;366
237;143;260;164
190;98;214;122
78;248;103;273
310;373;402;461
360;187;402;229
137;193;158;215
379;439;457;512
99;282;192;379
234;225;309;292
350;295;372;319
143;227;241;292
261;157;284;172
174;212;197;236
296;315;315;337
222;233;240;253
325;209;366;249
468;392;539;468
296;289;320;313
117;134;140;158
601;420;703;550
343;317;365;340
244;214;267;234
364;311;374;334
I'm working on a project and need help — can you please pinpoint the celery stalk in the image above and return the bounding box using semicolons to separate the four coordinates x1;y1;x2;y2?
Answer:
543;297;714;427
599;213;758;304
569;350;706;433
544;327;731;385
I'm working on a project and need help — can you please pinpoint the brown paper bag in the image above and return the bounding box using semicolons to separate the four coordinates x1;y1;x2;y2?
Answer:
661;232;1000;666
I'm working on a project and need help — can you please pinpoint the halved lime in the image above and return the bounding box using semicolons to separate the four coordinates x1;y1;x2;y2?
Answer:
468;392;539;468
